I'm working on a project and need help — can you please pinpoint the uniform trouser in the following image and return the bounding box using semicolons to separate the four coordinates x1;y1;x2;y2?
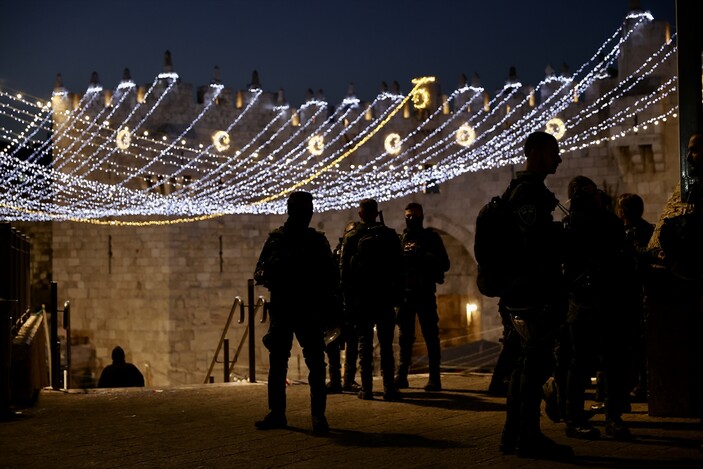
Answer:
503;307;558;440
397;291;441;380
601;318;631;421
264;316;327;418
553;323;571;420
326;324;358;384
564;315;599;425
357;303;396;392
490;311;522;391
564;305;631;424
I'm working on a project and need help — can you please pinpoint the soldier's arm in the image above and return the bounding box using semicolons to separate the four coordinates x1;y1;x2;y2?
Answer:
424;230;450;272
254;234;277;286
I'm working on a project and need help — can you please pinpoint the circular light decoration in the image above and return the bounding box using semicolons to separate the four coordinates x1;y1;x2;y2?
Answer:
384;133;402;155
545;117;566;140
412;87;430;109
308;134;324;156
455;123;476;147
212;130;231;152
115;127;131;150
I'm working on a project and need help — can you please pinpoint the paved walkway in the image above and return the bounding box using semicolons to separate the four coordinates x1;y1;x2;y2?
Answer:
1;373;702;468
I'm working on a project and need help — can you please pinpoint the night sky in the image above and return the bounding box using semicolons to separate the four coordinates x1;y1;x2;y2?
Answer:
0;0;676;106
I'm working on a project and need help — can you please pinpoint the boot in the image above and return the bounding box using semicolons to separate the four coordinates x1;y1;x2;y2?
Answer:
255;412;287;430
358;373;373;400
311;414;329;434
394;365;409;389
424;367;441;392
383;374;401;401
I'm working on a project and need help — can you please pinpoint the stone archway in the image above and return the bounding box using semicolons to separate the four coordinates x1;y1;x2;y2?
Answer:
403;216;503;372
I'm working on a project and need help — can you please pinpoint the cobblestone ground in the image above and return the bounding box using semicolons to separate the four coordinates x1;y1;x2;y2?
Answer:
1;373;702;468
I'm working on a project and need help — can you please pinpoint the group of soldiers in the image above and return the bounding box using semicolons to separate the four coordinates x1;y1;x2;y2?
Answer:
248;129;703;452
489;130;703;460
252;193;449;434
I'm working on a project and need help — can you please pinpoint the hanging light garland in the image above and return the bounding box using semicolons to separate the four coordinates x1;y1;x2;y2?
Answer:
0;12;674;222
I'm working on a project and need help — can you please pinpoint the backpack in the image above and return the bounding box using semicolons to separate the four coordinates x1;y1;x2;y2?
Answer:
350;224;401;290
474;190;522;297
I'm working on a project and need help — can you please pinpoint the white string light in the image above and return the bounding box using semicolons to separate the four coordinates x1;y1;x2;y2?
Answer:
0;12;676;222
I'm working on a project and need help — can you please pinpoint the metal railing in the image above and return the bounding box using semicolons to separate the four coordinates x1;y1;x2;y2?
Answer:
204;296;243;384
61;300;71;390
205;279;268;384
48;283;71;390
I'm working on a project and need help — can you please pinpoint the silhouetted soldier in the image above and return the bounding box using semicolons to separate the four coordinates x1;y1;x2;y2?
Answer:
493;132;572;459
395;202;450;391
253;191;339;434
616;193;654;402
340;199;403;401
561;176;636;441
326;221;361;394
97;346;144;388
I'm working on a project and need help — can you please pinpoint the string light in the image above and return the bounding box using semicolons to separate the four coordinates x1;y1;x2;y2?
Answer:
0;12;674;222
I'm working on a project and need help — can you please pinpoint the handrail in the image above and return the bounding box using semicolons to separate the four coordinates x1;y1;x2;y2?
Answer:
203;296;244;384
242;279;268;383
62;301;71;389
205;280;269;384
238;296;267;325
229;296;267;377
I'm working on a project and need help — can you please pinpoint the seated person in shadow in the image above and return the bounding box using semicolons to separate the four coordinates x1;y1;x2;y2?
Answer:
97;346;145;388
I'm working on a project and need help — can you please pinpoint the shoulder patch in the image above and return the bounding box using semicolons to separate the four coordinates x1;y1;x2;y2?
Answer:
517;205;537;226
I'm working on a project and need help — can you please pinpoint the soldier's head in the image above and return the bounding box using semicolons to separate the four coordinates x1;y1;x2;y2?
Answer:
616;193;644;224
568;176;599;211
524;131;561;176
687;131;703;178
287;191;314;227
404;202;424;230
358;198;378;224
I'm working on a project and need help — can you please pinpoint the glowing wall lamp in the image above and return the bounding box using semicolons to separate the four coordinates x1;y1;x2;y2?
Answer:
466;303;478;327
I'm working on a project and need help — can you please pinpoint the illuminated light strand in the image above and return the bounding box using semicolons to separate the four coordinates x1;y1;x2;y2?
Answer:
314;82;500;200
333;79;533;201
185;99;324;203
55;77;173;190
377;15;636;185
316;85;490;204
564;38;676;131
0;13;672;222
0;88;94;186
215;93;390;206
313;16;659;210
229;95;386;202
164;89;265;197
52;80;135;172
27;77;174;204
9;75;161;197
241;94;405;208
0;98;53;157
120;83;224;189
250;79;432;206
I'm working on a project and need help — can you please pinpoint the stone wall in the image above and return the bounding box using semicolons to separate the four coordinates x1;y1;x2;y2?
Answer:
39;119;679;387
14;16;680;387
